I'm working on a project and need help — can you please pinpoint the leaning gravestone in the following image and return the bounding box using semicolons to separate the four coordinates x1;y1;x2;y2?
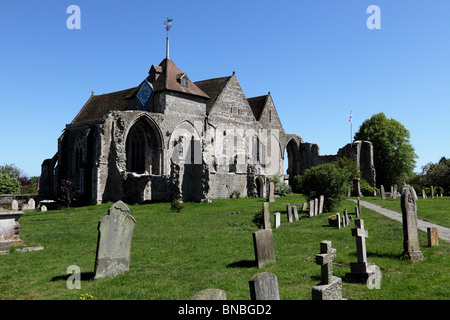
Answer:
274;212;280;229
400;186;424;261
286;203;292;223
249;272;280;300
263;202;271;229
94;201;136;279
252;229;276;268
11;200;18;211
380;185;385;200
312;241;342;300
292;206;299;221
336;213;341;229
346;219;377;283
191;288;227;300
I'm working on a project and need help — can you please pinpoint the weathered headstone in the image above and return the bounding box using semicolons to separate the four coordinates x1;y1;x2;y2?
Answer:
293;206;299;221
343;209;349;225
263;202;271;229
274;212;280;229
357;197;361;215
309;200;314;218
40;205;47;212
0;211;23;248
312;241;342;300
11;200;18;211
380;185;385;200
355;206;360;218
390;186;394;198
393;184;398;199
268;182;275;203
28;198;36;210
401;186;424;261
422;189;427;199
427;227;438;247
94;201;136;279
431;186;434;198
21;203;30;210
346;219;377;283
249;272;280;300
341;214;346;227
352;178;362;197
314;198;318;216
319;195;324;214
191;288;227;300
286;203;292;223
336;213;341;229
252;229;276;268
301;203;308;212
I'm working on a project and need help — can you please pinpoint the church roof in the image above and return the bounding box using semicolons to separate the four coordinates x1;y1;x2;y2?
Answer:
247;94;269;120
194;76;232;114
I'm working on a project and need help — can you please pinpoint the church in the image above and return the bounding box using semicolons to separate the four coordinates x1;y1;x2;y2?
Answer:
38;28;375;205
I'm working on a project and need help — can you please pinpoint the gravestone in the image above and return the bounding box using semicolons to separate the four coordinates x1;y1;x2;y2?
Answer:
301;203;307;212
431;186;434;198
357;197;361;215
41;205;47;212
390;186;394;198
393;184;398;199
274;212;280;229
355;206;360;218
21;203;30;210
427;227;438;247
286;203;292;223
11;200;18;211
249;272;280;300
268;182;275;203
422;189;427;199
252;229;276;268
380;185;385;200
191;288;227;300
336;213;341;229
401;186;424;261
309;200;314;218
28;198;36;210
311;241;342;300
346;219;377;283
314;198;318;216
352;178;362;197
94;201;136;279
292;206;299;221
0;210;23;248
263;202;271;229
319;195;324;214
343;209;349;225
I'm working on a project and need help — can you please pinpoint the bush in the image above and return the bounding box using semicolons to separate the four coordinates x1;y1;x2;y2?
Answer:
268;175;292;196
170;197;185;213
0;174;21;194
360;178;379;196
294;163;350;211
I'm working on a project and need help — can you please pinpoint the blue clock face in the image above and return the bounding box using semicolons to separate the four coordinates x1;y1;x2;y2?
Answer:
136;81;154;110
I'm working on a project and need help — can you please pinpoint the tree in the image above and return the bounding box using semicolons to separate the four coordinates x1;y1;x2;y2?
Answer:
0;174;21;194
58;179;80;219
354;112;417;188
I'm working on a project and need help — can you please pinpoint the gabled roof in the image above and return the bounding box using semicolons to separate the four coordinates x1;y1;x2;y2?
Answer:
150;58;210;99
194;76;232;114
247;94;269;121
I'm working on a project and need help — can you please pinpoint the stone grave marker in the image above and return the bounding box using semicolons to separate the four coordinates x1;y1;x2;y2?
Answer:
0;210;23;248
11;200;18;211
353;178;362;196
263;202;271;229
401;186;424;261
28;198;36;210
94;201;136;279
252;229;276;268
293;206;299;221
380;185;385;200
393;184;398;199
336;213;341;229
422;189;427;199
249;272;280;300
431;186;434;198
343;209;349;225
346;219;377;283
309;200;314;218
21;203;30;210
311;241;342;300
191;288;227;300
286;203;292;222
427;227;438;247
41;205;47;212
357;197;361;215
301;203;307;212
390;186;394;198
268;182;275;203
319;195;324;214
274;212;280;229
314;198;318;216
355;206;360;219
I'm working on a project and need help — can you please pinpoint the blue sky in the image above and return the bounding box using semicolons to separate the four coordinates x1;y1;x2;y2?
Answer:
1;0;449;178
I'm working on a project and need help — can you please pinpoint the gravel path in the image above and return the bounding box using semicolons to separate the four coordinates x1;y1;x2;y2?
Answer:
348;199;450;243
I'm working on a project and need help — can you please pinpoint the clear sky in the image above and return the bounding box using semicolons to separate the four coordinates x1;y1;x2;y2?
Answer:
1;0;449;178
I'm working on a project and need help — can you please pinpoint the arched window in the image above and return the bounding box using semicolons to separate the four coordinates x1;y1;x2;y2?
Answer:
127;125;146;173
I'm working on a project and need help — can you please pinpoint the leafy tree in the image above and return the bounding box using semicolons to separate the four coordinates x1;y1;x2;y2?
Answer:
354;112;417;188
0;174;21;194
58;179;80;219
411;157;450;195
0;164;22;180
294;163;350;211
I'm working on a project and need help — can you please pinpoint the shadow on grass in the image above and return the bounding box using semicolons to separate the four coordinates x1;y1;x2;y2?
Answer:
51;272;95;282
226;260;256;268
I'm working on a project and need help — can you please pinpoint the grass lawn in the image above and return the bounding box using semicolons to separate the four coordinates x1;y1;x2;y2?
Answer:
0;194;449;300
358;196;450;228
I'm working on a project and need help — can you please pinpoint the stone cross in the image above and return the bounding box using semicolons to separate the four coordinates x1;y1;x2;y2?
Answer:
252;229;276;268
263;202;271;229
309;200;314;218
314;198;318;216
318;195;324;214
312;241;342;300
249;272;280;300
274;212;280;229
268;182;275;203
352;219;368;263
293;206;299;221
380;185;385;200
427;227;438;247
286;203;292;222
401;186;424;261
94;201;136;279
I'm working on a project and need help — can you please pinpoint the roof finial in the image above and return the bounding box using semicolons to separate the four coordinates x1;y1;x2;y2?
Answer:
91;90;95;96
164;18;173;59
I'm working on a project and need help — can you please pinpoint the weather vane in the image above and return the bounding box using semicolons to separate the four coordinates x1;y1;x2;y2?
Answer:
164;18;173;36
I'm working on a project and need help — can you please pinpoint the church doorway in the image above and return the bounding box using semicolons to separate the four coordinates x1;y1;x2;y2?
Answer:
285;139;300;187
255;176;264;198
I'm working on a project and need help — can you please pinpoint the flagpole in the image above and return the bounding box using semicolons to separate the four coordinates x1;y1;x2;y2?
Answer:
350;111;353;145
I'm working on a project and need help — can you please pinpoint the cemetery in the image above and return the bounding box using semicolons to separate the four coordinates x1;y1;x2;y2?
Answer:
0;192;448;300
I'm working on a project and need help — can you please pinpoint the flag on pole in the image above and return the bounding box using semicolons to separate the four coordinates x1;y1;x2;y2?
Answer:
349;111;353;123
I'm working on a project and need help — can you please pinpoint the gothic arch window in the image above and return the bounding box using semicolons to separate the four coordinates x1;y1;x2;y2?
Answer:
127;125;146;173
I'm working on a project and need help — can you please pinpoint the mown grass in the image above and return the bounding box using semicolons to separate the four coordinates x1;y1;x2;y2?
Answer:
359;196;450;228
0;194;449;300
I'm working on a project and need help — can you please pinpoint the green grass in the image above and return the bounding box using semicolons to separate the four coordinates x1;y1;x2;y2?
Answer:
0;194;449;300
359;196;450;228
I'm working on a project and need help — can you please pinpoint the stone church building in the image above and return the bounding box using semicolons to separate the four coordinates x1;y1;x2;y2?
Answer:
39;40;375;205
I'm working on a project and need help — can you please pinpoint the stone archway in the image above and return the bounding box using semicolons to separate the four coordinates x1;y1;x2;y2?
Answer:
285;138;300;186
255;176;264;198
